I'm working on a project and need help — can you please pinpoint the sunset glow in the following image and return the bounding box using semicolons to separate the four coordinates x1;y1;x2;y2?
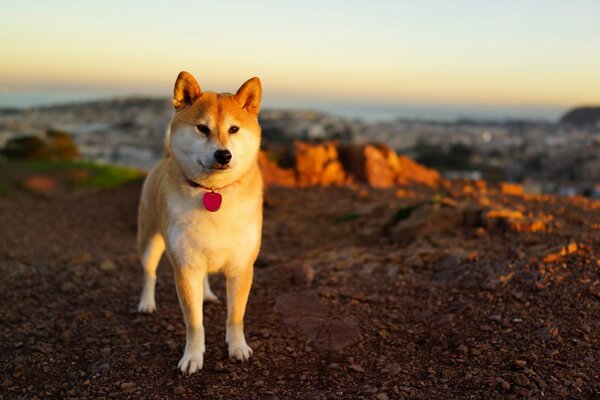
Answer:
2;0;600;112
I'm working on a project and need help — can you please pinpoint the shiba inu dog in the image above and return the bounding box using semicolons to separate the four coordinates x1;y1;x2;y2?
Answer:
136;71;263;375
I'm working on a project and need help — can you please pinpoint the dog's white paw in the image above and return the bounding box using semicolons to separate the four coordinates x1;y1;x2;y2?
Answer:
178;351;204;375
137;297;156;313
203;291;220;303
228;342;253;362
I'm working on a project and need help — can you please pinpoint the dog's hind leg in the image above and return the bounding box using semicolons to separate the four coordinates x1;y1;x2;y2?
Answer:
203;275;219;302
137;233;165;313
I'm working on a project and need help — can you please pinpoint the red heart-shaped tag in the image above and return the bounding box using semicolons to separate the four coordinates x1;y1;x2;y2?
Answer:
202;191;222;212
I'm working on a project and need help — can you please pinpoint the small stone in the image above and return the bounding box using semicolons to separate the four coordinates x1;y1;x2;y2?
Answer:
71;252;93;265
495;377;511;390
99;259;117;272
512;373;529;387
349;364;365;373
488;315;502;323
61;282;77;293
457;344;469;355
293;264;315;287
514;360;527;368
174;386;185;395
2;379;13;387
385;362;401;376
376;393;389;400
120;382;136;390
214;361;225;371
90;361;110;374
360;263;378;275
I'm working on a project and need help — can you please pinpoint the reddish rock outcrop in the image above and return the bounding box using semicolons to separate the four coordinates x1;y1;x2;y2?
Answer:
339;143;441;188
258;151;296;187
294;141;348;187
259;141;440;189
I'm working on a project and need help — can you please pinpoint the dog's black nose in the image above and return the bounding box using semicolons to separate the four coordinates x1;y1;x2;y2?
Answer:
214;149;232;165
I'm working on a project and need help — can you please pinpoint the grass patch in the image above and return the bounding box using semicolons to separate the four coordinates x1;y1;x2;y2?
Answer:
2;160;145;190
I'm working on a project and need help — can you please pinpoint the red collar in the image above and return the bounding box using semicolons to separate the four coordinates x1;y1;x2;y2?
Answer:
185;177;234;192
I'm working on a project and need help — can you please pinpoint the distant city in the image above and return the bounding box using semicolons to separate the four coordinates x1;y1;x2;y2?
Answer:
0;96;599;196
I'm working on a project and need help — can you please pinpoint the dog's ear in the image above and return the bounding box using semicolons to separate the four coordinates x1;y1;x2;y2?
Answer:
235;77;262;116
173;71;201;110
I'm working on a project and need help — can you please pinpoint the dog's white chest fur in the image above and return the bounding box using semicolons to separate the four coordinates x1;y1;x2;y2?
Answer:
166;189;260;274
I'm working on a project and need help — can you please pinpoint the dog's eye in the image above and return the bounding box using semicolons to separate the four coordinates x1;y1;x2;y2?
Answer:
228;125;239;134
196;124;210;136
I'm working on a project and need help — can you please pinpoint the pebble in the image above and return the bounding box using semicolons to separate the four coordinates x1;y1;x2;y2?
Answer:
174;386;186;395
495;377;511;390
385;362;401;376
60;282;77;293
349;364;365;373
99;259;117;272
514;359;527;368
512;373;529;387
293;264;315;287
120;382;136;390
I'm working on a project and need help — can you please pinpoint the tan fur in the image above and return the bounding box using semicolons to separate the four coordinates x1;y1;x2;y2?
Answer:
137;71;263;375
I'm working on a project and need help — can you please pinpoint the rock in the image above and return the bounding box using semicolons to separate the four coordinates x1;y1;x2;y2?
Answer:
99;259;117;272
338;143;440;188
258;151;296;187
500;182;524;196
275;290;360;350
120;382;136;390
293;264;315;287
534;326;558;341
349;364;365;373
542;242;579;263
296;316;360;351
514;360;527;368
383;362;402;376
274;290;325;321
90;361;110;374
71;252;94;265
376;393;389;400
512;373;529;387
60;282;77;293
23;175;59;195
174;386;186;395
495;377;511;391
363;145;397;188
294;141;347;186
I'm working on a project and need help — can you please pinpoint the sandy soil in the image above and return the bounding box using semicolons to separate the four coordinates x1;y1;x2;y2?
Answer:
1;181;599;399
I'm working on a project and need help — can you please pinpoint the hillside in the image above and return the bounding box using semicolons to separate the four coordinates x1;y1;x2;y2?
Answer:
560;106;600;126
0;160;599;399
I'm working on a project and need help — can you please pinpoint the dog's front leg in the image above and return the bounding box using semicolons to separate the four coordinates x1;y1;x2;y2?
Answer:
225;265;254;361
174;266;205;375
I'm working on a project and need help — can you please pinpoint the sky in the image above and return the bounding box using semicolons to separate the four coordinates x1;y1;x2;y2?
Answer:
1;0;600;119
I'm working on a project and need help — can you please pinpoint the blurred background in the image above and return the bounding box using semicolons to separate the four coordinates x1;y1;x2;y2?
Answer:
2;3;600;398
1;0;600;195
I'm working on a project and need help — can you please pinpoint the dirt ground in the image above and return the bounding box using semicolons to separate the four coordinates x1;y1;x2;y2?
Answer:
1;180;599;399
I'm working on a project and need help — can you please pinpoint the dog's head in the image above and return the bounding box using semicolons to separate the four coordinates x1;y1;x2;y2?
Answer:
167;71;262;187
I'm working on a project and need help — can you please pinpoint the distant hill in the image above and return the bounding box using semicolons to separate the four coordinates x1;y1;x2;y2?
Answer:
560;106;600;126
